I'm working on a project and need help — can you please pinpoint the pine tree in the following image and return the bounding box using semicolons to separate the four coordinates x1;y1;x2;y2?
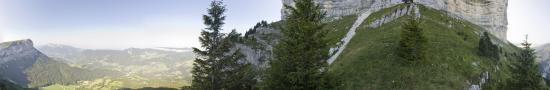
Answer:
227;29;243;43
191;1;255;90
478;32;500;60
398;16;425;62
510;35;546;90
264;0;334;89
220;30;257;90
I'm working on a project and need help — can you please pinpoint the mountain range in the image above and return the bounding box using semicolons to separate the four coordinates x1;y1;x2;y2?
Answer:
0;39;195;89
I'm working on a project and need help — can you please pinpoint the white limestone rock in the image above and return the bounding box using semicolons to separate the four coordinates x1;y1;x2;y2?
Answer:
282;0;508;41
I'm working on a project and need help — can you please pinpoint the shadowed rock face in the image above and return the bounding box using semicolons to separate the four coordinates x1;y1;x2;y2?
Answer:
282;0;508;41
0;39;109;88
0;39;43;87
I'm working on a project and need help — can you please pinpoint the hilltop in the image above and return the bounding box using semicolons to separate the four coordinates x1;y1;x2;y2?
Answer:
235;1;526;89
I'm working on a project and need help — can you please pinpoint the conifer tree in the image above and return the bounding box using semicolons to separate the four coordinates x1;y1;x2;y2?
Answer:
478;32;500;60
191;1;255;90
398;16;425;62
264;0;334;89
510;35;546;90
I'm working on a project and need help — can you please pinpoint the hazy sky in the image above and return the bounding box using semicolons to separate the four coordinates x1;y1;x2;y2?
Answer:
0;0;549;49
507;0;550;46
0;0;282;49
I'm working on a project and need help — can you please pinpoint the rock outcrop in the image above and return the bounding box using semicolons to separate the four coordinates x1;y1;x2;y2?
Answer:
234;26;281;68
282;0;508;41
0;39;46;87
368;4;421;28
0;39;107;88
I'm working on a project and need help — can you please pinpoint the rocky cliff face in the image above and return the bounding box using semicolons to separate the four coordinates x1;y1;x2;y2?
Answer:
0;39;44;87
0;39;107;88
235;26;281;68
282;0;508;41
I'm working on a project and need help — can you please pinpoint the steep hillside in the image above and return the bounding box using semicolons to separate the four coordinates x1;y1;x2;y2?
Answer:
237;15;358;68
328;4;520;89
282;0;508;40
0;39;41;87
236;2;518;89
233;0;521;89
0;39;107;88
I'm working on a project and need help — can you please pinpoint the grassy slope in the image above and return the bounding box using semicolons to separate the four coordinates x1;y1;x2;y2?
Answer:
324;15;358;47
328;4;520;89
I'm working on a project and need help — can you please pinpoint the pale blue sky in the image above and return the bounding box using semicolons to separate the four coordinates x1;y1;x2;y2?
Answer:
0;0;282;49
507;0;550;46
0;0;548;49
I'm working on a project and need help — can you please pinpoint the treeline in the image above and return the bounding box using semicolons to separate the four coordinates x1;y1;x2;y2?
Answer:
244;20;270;38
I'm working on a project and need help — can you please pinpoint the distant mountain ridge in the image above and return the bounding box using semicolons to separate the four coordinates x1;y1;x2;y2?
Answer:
536;44;550;82
0;39;106;88
37;43;195;88
537;44;550;62
0;40;194;89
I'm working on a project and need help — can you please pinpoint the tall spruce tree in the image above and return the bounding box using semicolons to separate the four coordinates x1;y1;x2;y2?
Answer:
191;1;255;90
221;30;257;90
478;32;500;60
264;0;333;89
398;16;425;62
510;35;546;90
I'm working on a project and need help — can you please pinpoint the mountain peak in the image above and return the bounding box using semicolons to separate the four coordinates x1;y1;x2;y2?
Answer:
0;39;34;49
0;39;45;87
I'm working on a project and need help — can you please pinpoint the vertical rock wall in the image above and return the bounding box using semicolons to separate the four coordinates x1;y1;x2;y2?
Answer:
282;0;508;41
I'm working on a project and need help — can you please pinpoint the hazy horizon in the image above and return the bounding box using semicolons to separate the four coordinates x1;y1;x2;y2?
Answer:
1;0;550;49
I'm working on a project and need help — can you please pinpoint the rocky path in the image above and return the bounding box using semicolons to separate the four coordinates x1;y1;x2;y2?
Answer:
327;11;373;64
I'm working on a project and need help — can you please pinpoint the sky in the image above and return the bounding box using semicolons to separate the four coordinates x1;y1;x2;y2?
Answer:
0;0;549;49
507;0;550;46
0;0;282;49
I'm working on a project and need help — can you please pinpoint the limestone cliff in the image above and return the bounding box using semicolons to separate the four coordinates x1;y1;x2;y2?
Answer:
282;0;508;41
